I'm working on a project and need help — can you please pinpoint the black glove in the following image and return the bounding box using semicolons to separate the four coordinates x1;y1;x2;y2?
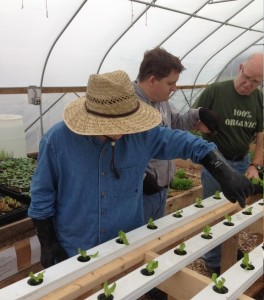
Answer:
143;171;163;195
199;108;221;134
200;150;255;208
32;217;68;268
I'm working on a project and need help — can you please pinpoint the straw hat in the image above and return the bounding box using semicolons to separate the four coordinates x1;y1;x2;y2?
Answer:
64;70;161;135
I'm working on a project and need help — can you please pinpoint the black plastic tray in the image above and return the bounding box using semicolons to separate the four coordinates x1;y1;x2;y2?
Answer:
0;197;28;227
0;185;31;206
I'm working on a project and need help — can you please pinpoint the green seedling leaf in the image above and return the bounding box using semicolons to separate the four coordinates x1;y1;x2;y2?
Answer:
211;273;225;290
78;248;88;257
103;281;116;297
118;230;129;245
89;251;99;258
177;242;186;252
29;271;45;282
242;253;252;269
175;209;183;216
78;248;99;258
195;197;203;206
214;190;221;198
148;217;156;227
203;225;212;236
146;260;158;273
225;214;232;223
245;206;253;213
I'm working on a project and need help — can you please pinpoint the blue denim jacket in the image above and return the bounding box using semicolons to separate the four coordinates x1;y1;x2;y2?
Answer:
28;121;215;256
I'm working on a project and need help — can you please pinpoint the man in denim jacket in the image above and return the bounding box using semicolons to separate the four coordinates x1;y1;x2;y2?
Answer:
28;70;253;268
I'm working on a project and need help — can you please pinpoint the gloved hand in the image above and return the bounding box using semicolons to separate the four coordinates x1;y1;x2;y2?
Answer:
143;171;162;195
200;150;255;208
199;108;221;134
32;218;68;268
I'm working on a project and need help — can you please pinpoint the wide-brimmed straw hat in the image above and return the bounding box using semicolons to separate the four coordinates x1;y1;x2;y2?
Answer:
64;70;161;135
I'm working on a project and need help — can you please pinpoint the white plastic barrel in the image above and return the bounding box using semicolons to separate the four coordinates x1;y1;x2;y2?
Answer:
0;114;27;158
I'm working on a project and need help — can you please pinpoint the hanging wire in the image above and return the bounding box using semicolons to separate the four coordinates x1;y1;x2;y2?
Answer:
131;0;134;23
45;0;48;18
145;5;148;26
21;0;24;9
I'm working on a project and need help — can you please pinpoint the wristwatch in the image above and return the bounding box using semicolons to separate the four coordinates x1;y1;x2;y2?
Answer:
249;163;263;171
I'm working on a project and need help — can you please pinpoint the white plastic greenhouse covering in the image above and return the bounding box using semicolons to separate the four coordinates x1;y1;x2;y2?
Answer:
0;0;263;153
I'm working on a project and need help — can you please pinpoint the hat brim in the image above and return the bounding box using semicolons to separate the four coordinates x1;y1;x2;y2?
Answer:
64;97;161;135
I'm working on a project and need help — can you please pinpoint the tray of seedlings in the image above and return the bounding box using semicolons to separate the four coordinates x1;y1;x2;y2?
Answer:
0;194;28;227
0;157;36;205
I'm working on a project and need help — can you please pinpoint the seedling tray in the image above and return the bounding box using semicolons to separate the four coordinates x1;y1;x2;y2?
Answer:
0;196;28;227
0;185;31;206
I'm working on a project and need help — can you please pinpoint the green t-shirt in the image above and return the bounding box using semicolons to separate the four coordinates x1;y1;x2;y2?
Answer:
193;80;263;157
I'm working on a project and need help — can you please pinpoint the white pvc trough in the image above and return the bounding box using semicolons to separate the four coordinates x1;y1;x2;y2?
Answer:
192;244;263;300
86;200;263;300
0;194;229;300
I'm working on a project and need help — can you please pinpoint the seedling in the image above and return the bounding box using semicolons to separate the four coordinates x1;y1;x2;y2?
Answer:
242;206;253;215
223;214;234;226
140;259;159;276
146;260;158;273
201;225;212;239
211;273;228;294
194;197;204;208
213;190;221;199
170;177;193;190
241;252;254;270
27;271;45;286
147;217;157;230
175;168;187;179
116;230;129;245
77;248;99;262
174;242;187;255
173;208;183;218
98;281;116;300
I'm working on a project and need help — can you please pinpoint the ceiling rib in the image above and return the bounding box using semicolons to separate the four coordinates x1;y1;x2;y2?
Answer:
96;0;157;74
191;20;263;97
130;0;262;33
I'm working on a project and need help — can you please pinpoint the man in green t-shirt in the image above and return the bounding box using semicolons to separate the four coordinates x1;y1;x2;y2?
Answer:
193;52;263;275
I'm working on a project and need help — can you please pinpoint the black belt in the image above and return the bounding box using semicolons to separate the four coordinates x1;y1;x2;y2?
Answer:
223;154;246;161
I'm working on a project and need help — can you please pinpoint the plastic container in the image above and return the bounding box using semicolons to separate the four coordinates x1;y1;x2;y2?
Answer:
0;114;27;158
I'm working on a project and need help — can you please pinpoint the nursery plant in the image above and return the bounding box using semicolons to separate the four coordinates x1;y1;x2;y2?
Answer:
201;225;212;239
213;190;221;199
98;281;116;300
27;271;45;286
116;230;129;245
171;177;193;190
242;206;253;215
175;168;187;179
223;214;234;226
240;252;255;270
77;248;99;262
147;217;157;230
173;208;183;218
174;242;187;255
140;260;159;276
0;157;36;198
211;273;228;294
194;197;204;208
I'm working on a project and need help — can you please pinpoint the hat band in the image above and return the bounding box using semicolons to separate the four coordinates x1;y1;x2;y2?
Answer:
85;101;140;118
